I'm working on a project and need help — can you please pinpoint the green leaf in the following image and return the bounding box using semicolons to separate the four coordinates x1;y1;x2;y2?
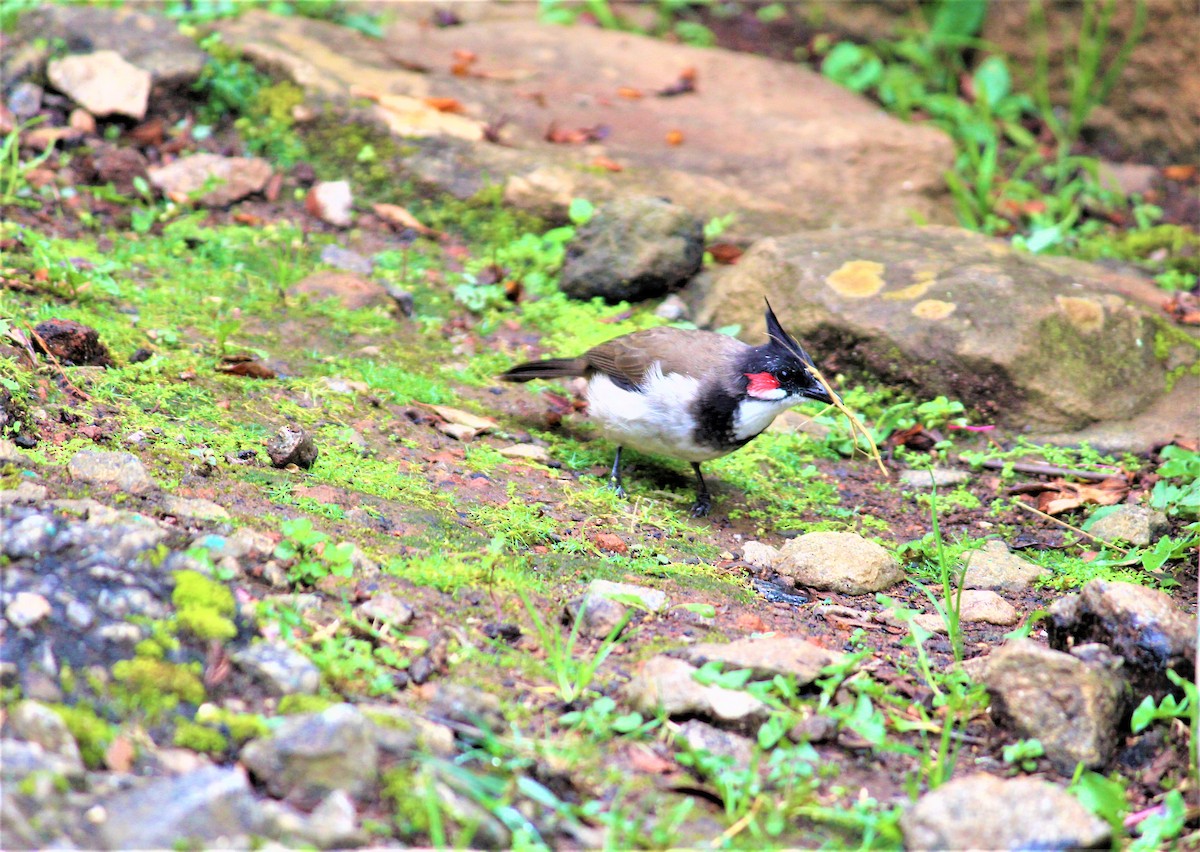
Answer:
972;56;1011;108
676;602;716;618
567;197;594;226
822;43;883;93
929;0;987;41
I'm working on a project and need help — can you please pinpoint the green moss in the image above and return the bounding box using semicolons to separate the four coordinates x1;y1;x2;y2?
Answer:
1076;224;1200;276
277;693;337;715
175;606;238;641
134;639;166;660
112;658;205;708
173;720;229;755
172;571;235;615
50;704;116;769
194;705;270;743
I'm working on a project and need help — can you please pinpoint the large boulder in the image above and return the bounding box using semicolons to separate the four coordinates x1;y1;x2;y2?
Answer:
693;225;1198;435
213;10;956;238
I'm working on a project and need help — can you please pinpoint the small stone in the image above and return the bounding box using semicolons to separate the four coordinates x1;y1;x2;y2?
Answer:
740;540;781;568
566;579;667;639
983;639;1128;771
8;701;85;777
427;683;505;731
1086;505;1169;546
0;481;49;505
678;720;754;767
2;514;54;558
319;244;373;275
902;775;1109;850
68;108;96;134
679;635;847;685
242;705;379;803
357;594;414;628
161;495;231;520
913;590;1020;633
231;642;321;696
65;599;95;630
496;443;552;464
266;424;318;469
776;532;903;595
7;82;43;118
288;271;390;311
0;438;30;464
899;467;970;488
148;153;272;207
961;540;1049;592
593;532;627;554
33;318;113;367
5;592;52;629
47;50;150;119
95;145;150;196
68;450;155;493
655;294;690;321
625;655;767;726
96;766;264;849
305;180;354;227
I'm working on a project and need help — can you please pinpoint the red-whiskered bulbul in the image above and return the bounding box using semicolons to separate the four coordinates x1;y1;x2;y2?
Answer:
500;301;835;516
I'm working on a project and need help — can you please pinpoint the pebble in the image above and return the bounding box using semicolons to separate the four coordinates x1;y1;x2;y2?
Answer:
625;656;767;726
356;594;414;629
0;482;50;505
961;540;1049;591
8;701;85;776
776;532;903;595
497;443;552;464
5;592;52;628
1085;504;1169;546
305;180;354;227
231;642;322;696
67;450;156;494
266;424;319;469
898;467;970;488
47;50;150;119
319;244;373;275
148;153;273;207
912;590;1020;633
679;635;847;685
161;495;231;521
902;775;1109;850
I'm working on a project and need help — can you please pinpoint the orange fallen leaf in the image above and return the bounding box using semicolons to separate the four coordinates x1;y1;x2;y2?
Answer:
451;48;477;76
423;96;465;114
1034;477;1128;515
626;744;676;775
617;86;644;99
591;155;624;172
545;122;610;144
1163;292;1200;325
707;243;743;264
233;212;263;226
1163;164;1196;183
657;66;697;97
216;355;276;379
423;403;497;439
665;129;684;146
105;737;135;772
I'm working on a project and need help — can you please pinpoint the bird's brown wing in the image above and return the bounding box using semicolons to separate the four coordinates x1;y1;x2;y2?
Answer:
584;327;748;391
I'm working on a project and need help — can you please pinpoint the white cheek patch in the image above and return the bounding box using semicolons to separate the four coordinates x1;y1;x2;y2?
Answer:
748;387;787;401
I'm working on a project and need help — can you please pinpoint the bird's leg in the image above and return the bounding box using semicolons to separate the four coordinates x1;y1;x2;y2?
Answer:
608;446;627;498
690;463;712;517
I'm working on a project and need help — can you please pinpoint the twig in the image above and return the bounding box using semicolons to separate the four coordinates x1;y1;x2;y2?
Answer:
972;457;1124;482
713;796;763;846
804;361;889;479
1010;499;1131;555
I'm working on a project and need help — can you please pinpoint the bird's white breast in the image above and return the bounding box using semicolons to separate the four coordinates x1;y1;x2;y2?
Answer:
585;366;725;462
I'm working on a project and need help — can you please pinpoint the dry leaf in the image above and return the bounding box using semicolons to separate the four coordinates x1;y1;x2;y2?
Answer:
665;129;684;146
545;123;610;145
1163;164;1197;182
105;737;135;772
591;156;624;172
626;744;676;775
372;203;446;239
423;96;465;114
657;66;697;97
617;86;644;99
1163;292;1200;325
707;243;743;264
424;403;497;438
216;355;276;379
1034;477;1129;515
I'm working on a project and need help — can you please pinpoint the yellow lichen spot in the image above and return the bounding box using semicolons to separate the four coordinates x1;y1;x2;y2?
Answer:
1055;296;1105;333
912;299;957;320
883;279;935;301
827;260;885;298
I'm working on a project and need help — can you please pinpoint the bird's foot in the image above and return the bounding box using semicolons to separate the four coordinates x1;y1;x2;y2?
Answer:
608;478;627;499
689;494;712;517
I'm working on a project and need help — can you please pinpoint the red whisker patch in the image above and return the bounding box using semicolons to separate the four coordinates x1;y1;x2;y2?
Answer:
745;372;780;397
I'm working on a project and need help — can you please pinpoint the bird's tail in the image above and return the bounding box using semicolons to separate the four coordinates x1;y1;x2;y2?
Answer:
498;358;586;383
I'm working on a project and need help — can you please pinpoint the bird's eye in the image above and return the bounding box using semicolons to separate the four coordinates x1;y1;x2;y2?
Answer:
777;368;793;383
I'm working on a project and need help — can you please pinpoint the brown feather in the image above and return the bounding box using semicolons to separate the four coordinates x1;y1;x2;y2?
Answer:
584;327;748;389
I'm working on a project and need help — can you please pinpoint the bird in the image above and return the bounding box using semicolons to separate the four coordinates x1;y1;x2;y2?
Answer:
499;300;835;516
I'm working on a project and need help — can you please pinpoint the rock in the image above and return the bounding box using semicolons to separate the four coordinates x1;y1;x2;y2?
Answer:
96;766;265;849
1047;579;1195;698
741;540;781;568
898;468;970;489
0;738;84;784
7;701;84;777
262;789;363;849
319;244;373;275
266;424;318;469
161;495;231;521
305;180;354;227
356;594;414;629
655;293;690;321
694;226;1192;433
426;683;504;731
5;592;51;629
497;443;552;464
961;540;1049;592
7;81;43;118
213;11;954;238
68;450;156;493
678;635;847;685
148;153;273;207
288;270;390;311
0;438;30;464
625;655;767;726
775;532;902;595
14;5;208;86
677;720;754;768
47;50;150;119
567;579;667;639
241;704;379;803
231;642;321;696
983;639;1128;771
912;590;1020;634
0;481;50;505
2;514;53;558
94;145;150;196
560;196;704;303
33;318;113;367
1086;505;1170;546
901;774;1109;850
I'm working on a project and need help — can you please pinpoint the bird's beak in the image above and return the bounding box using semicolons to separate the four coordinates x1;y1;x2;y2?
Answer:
805;384;837;406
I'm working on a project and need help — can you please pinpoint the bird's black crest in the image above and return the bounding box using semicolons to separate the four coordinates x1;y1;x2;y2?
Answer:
763;299;816;367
